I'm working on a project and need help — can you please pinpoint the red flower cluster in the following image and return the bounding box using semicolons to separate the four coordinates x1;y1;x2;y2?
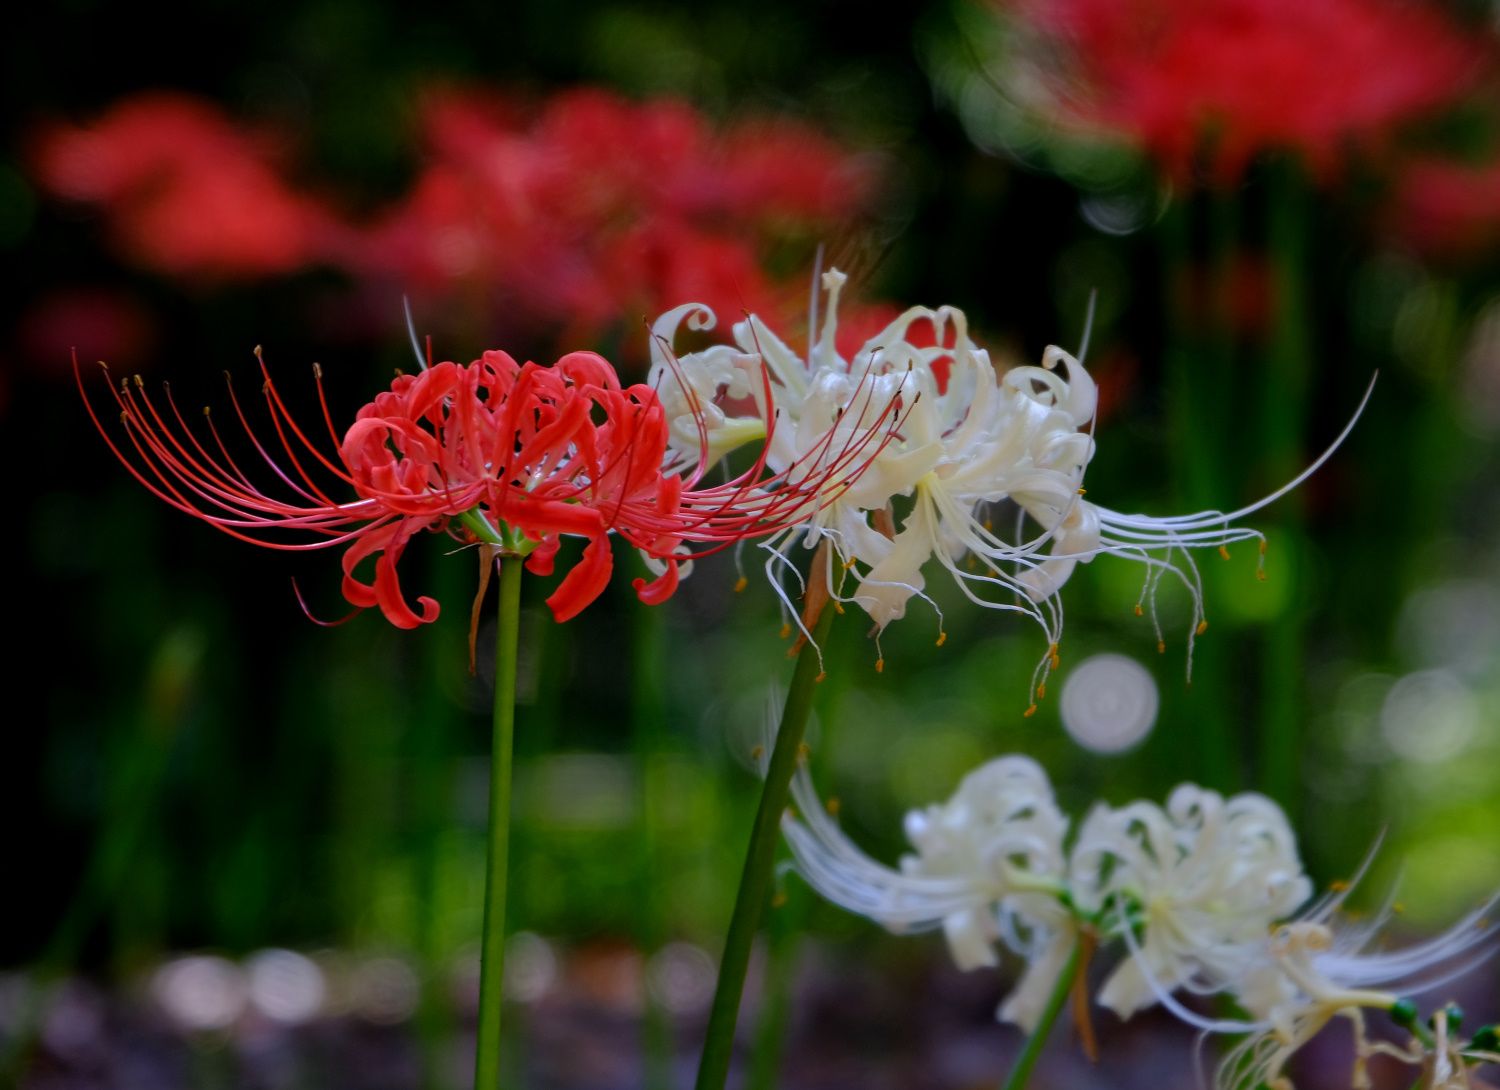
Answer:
330;87;878;346
32;94;345;278
34;89;877;347
1001;0;1482;183
80;346;896;627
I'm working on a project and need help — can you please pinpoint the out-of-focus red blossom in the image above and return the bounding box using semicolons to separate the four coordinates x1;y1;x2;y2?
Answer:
342;88;876;343
32;89;881;350
1001;0;1484;183
22;289;155;374
32;93;346;278
1388;155;1500;260
78;347;892;627
1173;254;1277;335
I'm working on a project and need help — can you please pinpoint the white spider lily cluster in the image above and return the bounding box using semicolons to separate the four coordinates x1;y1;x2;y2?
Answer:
650;270;1366;694
781;749;1499;1087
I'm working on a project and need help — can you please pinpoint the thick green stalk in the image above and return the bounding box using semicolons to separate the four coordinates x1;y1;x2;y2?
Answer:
695;607;835;1090
998;940;1083;1090
474;558;524;1090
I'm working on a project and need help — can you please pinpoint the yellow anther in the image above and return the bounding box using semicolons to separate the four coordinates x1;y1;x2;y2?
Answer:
826;797;841;817
797;742;811;761
1218;545;1231;561
935;631;947;648
833;602;844;614
734;576;748;593
844;559;856;570
1023;704;1038;718
1392;902;1405;915
1259;539;1268;555
1076;487;1087;495
815;671;827;683
875;657;885;673
771;890;788;908
1256;569;1268;582
983;518;994;531
132;374;144;387
1133;603;1144;617
312;362;323;379
1196;620;1209;636
779;623;792;640
1037;683;1047;699
1329;879;1350;893
1157;640;1166;655
1049;643;1061;670
750;745;764;762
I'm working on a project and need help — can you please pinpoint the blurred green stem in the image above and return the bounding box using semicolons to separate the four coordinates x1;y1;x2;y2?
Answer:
633;602;674;1090
1161;198;1236;792
695;607;835;1090
747;884;804;1090
474;557;523;1090
1260;160;1311;817
998;939;1082;1090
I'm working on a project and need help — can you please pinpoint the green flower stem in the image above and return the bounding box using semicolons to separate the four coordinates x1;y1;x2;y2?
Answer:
632;602;674;1090
999;939;1084;1090
1161;195;1238;795
1260;160;1311;817
695;606;836;1090
474;556;524;1090
747;884;804;1090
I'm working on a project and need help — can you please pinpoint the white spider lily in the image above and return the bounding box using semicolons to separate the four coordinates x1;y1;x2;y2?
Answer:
651;270;1371;696
777;743;1498;1083
1104;837;1500;1090
779;752;1074;1030
1072;785;1312;1020
1200;874;1500;1090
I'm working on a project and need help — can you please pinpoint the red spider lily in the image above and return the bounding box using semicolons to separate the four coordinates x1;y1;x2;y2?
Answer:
1001;0;1483;184
78;344;905;628
32;93;345;278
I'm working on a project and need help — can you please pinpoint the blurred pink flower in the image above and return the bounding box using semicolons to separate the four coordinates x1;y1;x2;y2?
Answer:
1002;0;1484;183
32;93;345;278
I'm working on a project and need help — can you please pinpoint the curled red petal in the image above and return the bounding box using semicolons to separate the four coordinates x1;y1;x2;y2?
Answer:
544;534;613;622
632;556;679;606
341;519;441;627
525;535;560;577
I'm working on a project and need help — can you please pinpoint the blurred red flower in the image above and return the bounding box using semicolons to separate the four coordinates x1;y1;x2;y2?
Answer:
342;88;876;345
33;93;345;278
1387;154;1500;261
21;288;155;374
1001;0;1483;184
34;88;880;353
